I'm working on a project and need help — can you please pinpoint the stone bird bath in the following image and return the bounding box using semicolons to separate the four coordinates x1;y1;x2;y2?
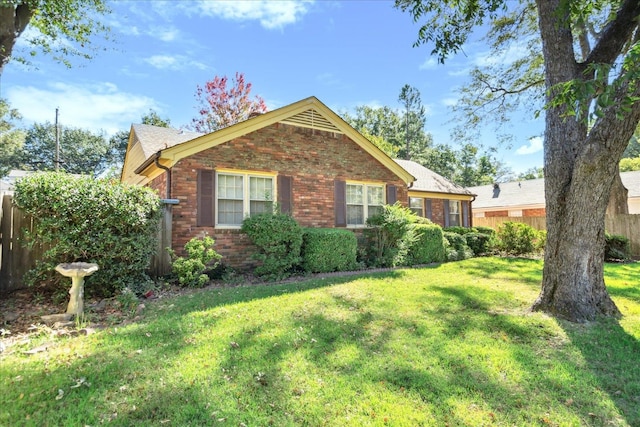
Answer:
55;262;99;316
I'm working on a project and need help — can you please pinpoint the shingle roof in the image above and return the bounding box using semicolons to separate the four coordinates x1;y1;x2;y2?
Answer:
131;124;203;159
468;170;640;209
394;159;473;196
622;170;640;198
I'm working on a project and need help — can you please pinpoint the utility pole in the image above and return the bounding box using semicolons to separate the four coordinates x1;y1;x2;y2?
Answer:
55;107;60;170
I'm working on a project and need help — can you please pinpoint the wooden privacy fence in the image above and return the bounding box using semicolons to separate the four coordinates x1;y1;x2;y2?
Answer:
0;194;45;295
0;195;174;296
473;215;640;257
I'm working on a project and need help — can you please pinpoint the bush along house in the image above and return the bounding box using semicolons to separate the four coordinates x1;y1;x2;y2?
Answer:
121;96;473;269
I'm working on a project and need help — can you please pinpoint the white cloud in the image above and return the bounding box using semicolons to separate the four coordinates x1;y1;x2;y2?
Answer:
441;97;458;107
419;57;437;71
143;54;208;71
516;136;543;155
6;82;161;136
196;0;314;29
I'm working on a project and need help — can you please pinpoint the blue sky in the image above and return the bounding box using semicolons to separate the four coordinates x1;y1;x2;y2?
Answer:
2;0;544;174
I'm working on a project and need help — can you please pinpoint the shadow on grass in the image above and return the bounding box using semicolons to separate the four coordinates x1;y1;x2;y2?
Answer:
559;318;640;425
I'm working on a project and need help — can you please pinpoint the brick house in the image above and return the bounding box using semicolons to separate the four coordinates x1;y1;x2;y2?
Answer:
468;171;640;217
121;97;471;268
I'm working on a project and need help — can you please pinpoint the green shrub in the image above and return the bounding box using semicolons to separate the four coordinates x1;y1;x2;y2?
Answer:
474;226;496;237
443;226;474;235
443;231;473;261
168;235;221;287
496;222;539;255
464;232;494;256
13;172;161;297
410;224;446;264
241;212;303;280
364;203;419;267
605;233;630;261
301;228;358;273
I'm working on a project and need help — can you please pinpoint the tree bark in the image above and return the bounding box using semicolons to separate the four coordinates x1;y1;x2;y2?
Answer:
0;4;33;74
531;0;640;322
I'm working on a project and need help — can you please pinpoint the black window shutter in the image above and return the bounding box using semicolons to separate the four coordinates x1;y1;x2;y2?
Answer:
386;185;397;205
443;199;450;227
197;170;215;226
462;201;470;227
426;199;432;220
334;180;346;227
277;175;293;214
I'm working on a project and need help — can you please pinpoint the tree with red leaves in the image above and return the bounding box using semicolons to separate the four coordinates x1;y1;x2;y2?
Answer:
192;72;268;133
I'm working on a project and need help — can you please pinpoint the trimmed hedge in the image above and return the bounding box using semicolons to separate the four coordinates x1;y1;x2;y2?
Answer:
443;231;473;261
464;232;494;256
13;172;161;297
496;221;539;255
241;212;303;280
410;224;446;264
301;228;358;273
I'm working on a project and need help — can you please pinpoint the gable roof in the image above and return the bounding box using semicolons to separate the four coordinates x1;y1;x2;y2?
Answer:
468;178;545;210
394;159;474;197
468;170;640;210
122;96;414;186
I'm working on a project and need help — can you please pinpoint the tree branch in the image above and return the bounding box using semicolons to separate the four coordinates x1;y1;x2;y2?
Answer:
582;0;640;68
477;75;544;96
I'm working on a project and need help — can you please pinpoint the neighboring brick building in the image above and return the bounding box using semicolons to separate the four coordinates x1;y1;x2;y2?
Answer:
121;97;471;269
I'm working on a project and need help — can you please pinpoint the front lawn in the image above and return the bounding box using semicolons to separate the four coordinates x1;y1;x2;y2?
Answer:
1;258;639;426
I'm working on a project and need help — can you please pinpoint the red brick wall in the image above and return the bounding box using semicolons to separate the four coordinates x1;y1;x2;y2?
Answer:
523;208;546;217
486;210;509;217
429;198;445;227
156;123;407;269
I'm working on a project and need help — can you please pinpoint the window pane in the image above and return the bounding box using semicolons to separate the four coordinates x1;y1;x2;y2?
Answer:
347;205;364;225
346;184;363;204
409;197;422;208
368;205;383;218
409;197;423;217
218;174;243;199
250;177;273;201
367;186;384;205
218;200;243;225
250;200;272;216
449;201;461;226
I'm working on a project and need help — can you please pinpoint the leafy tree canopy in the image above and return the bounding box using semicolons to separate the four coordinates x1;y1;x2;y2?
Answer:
0;0;111;73
20;122;110;176
0;99;26;177
192;72;267;133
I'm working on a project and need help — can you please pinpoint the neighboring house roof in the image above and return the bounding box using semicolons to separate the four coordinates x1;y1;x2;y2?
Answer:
622;170;640;198
468;178;545;210
122;96;415;186
468;170;640;210
395;159;474;197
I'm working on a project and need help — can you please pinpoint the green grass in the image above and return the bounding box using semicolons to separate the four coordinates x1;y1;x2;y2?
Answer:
1;257;639;426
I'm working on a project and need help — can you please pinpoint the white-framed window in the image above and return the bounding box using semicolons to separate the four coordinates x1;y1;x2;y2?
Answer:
448;200;461;227
346;183;384;226
217;172;273;226
409;197;423;217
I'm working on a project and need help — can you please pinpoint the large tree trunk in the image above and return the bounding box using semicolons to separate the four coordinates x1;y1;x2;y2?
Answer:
531;0;640;322
607;169;629;216
0;4;33;74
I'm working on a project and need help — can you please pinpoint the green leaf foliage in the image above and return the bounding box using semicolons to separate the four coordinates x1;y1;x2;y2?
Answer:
409;223;446;264
495;221;542;255
605;233;630;261
364;203;420;267
13;171;161;296
443;231;474;261
168;235;221;288
240;212;303;280
301;228;358;273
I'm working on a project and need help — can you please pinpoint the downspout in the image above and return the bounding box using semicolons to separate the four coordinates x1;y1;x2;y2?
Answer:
154;151;171;200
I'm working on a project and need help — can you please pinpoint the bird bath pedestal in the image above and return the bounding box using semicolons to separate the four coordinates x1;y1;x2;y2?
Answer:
55;262;99;316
